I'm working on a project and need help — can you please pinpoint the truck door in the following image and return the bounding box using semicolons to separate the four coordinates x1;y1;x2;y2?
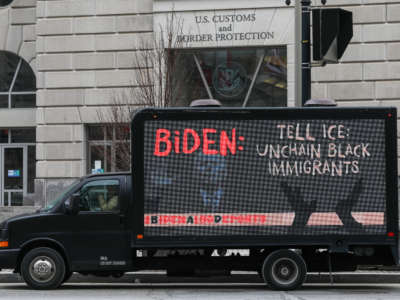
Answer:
66;176;130;271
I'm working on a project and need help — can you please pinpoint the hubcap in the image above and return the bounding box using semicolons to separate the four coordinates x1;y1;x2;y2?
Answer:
29;256;56;283
271;257;299;286
281;267;289;276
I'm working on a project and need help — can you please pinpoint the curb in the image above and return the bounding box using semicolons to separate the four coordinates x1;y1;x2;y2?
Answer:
1;272;400;285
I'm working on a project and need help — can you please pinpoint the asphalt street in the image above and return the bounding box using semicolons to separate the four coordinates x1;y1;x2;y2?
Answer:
1;282;400;300
2;272;400;300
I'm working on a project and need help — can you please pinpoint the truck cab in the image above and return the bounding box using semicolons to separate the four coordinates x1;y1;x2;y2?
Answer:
0;172;132;289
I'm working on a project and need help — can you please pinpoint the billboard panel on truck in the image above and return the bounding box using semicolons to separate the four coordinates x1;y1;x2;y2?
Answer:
132;108;396;239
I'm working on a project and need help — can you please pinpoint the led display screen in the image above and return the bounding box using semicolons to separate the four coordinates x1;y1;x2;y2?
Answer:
142;118;387;237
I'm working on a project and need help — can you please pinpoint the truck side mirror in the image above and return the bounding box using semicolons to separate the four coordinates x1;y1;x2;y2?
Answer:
65;193;80;215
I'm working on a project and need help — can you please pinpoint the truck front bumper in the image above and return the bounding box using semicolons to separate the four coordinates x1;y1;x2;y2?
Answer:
0;249;19;270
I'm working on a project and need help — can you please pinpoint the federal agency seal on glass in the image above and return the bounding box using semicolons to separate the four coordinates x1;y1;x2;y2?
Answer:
213;62;247;98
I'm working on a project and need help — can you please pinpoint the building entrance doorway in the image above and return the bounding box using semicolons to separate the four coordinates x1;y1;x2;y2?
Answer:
0;146;27;206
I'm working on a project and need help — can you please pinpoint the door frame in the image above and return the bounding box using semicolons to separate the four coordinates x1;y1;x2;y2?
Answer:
1;145;28;206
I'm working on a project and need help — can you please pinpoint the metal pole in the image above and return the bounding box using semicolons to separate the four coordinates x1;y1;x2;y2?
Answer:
301;0;312;106
193;54;213;99
294;0;302;107
243;54;264;107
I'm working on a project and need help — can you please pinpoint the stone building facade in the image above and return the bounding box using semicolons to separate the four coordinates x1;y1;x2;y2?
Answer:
0;0;399;220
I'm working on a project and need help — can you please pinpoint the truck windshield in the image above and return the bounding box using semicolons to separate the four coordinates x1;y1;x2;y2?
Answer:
41;180;81;212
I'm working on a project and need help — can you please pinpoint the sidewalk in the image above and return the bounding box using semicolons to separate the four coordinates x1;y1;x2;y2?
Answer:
1;270;400;284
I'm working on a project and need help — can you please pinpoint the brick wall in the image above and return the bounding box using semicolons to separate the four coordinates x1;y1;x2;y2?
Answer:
312;0;400;105
0;0;36;70
310;0;400;173
35;0;152;203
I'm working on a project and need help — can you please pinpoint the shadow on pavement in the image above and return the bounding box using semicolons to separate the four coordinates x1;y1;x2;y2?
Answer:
0;283;395;292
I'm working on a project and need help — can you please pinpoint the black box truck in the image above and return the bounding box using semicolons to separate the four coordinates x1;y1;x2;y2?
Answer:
0;107;398;290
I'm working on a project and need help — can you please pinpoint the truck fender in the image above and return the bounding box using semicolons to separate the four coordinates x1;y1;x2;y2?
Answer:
16;238;70;272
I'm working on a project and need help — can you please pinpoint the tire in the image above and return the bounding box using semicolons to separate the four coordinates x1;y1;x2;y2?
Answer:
62;271;73;283
262;249;307;291
21;247;66;290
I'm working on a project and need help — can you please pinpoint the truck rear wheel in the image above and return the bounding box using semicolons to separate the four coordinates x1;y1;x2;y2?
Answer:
262;249;307;291
21;247;66;290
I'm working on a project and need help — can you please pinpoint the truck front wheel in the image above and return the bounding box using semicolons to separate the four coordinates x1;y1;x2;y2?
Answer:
21;247;66;290
262;249;307;291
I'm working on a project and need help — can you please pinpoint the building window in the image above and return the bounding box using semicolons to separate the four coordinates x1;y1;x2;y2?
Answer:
0;128;36;206
0;128;35;144
173;47;287;107
0;0;13;7
87;125;130;174
0;51;36;108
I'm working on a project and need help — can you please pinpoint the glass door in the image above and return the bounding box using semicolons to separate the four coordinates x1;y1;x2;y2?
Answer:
2;146;24;206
